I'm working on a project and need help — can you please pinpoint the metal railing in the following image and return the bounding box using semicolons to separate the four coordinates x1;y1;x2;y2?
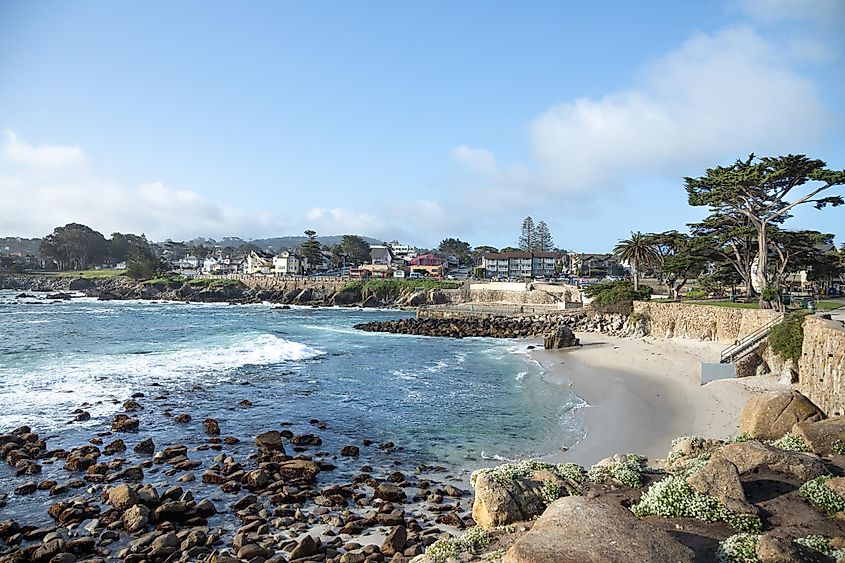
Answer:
719;314;785;364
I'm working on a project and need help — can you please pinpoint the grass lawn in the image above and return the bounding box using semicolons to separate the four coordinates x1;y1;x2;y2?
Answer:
688;299;843;311
55;269;125;279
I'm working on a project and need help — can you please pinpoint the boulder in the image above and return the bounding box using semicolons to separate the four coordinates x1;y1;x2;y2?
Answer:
472;470;579;529
503;496;693;563
712;440;827;482
375;483;406;502
111;415;139;433
288;535;318;560
543;326;580;349
792;417;845;455
277;459;320;481
381;526;407;556
256;430;284;452
687;458;755;515
203;418;220;436
122;504;150;533
739;391;824;440
756;534;833;563
107;484;139;510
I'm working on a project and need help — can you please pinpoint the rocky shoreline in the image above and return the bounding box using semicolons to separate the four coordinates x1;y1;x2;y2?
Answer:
0;389;474;563
0;275;455;309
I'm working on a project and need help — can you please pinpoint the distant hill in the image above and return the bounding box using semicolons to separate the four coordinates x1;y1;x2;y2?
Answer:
184;235;383;251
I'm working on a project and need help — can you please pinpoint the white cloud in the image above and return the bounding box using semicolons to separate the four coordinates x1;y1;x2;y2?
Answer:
0;129;283;240
453;24;833;204
2;129;87;168
734;0;845;25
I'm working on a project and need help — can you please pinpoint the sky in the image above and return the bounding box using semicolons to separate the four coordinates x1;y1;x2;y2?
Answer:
1;0;844;251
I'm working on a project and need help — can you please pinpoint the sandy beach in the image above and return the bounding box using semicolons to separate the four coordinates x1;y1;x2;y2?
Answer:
531;332;788;466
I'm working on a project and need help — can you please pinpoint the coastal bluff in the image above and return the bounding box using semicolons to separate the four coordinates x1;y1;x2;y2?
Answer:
799;315;845;417
631;301;782;344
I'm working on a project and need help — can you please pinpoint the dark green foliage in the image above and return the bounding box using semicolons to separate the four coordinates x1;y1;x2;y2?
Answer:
299;230;323;272
438;238;472;265
124;236;169;280
337;235;372;266
40;223;109;270
583;281;652;314
769;311;810;363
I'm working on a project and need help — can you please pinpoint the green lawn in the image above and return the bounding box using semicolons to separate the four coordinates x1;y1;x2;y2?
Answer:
688;299;843;311
55;269;125;279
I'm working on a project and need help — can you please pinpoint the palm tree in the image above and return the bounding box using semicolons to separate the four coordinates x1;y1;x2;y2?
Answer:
613;232;658;291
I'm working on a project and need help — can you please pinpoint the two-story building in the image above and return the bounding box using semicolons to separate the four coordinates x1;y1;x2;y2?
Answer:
272;251;306;275
245;250;274;274
481;251;563;279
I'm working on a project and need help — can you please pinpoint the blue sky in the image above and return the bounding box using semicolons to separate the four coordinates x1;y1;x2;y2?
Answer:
1;0;843;250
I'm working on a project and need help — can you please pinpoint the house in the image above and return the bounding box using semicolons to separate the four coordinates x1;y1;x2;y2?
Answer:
481;251;564;279
173;255;200;270
567;252;618;277
273;251;306;275
370;246;394;266
393;269;406;279
245;250;274;274
409;253;445;277
388;241;418;262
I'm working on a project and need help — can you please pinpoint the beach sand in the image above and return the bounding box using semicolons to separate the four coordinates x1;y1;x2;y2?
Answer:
531;332;787;466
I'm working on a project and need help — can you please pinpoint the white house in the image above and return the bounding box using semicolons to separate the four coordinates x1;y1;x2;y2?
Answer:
273;251;306;275
174;255;200;270
245;251;274;274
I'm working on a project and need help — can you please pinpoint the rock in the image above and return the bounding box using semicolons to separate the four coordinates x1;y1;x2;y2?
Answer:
341;445;360;456
15;481;37;495
375;483;406;503
739;390;824;441
256;430;284;452
472;470;578;529
111;415;139;432
149;531;180;558
108;484;139;510
792;417;845;455
687;458;755;515
0;519;20;539
133;438;155;455
543;325;580;349
381;526;407;556
174;413;192;423
32;538;66;561
503;496;693;563
103;439;126;456
289;535;319;559
712;441;827;482
203;418;221;436
122;504;150;533
194;499;216;517
756;534;833;563
238;544;272;560
277;459;320;481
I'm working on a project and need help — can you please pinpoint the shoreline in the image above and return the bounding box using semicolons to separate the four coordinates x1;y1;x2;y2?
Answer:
530;332;788;466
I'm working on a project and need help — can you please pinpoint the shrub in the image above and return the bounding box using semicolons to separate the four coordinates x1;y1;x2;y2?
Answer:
631;476;762;533
685;289;708;300
799;476;845;513
716;533;760;563
539;481;564;506
768;433;811;453
768;311;809;363
425;527;490;563
795;535;845;559
588;454;648;488
470;460;585;488
582;281;652;315
832;440;845;455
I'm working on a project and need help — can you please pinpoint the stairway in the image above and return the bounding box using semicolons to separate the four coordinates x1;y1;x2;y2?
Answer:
719;314;784;364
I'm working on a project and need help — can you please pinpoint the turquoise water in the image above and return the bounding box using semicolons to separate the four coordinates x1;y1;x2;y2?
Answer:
0;291;584;470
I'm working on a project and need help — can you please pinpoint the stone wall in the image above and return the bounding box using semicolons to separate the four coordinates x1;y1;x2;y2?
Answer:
799;315;845;416
467;283;581;306
632;301;782;343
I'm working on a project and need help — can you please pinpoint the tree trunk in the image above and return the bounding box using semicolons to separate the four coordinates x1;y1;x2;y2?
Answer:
756;228;772;309
633;261;639;291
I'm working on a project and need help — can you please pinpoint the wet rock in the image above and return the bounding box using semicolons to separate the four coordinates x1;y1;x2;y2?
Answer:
123;400;143;411
108;484;139;510
122;504;150;533
194;499;217;518
739;390;824;441
111;415;139;433
256;430;284;452
203;418;221;436
341;445;360;457
375;483;406;503
14;481;37;495
277;459;320;481
118;466;144;481
174;413;192;423
133;438;155;456
149;531;180;558
103;439;126;456
0;519;20;539
288;534;319;559
503;496;693;563
154;501;188;522
381;526;407;556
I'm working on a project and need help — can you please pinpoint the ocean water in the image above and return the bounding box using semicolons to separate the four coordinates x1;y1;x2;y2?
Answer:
0;290;585;472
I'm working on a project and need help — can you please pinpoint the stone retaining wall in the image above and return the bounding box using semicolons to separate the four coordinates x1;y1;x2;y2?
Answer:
799;315;845;416
632;301;781;343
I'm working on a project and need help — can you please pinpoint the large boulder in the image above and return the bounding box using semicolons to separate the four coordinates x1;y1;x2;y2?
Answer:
502;496;694;563
756;534;833;563
472;470;579;529
687;458;755;515
792;417;845;455
739;391;824;440
543;326;580;350
712;441;827;482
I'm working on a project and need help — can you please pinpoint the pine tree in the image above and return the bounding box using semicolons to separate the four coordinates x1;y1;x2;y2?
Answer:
535;221;553;252
518;217;536;251
299;230;323;272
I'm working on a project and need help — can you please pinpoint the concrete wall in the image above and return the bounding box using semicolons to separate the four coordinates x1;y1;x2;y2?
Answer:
799;315;845;416
467;282;581;306
632;301;782;343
